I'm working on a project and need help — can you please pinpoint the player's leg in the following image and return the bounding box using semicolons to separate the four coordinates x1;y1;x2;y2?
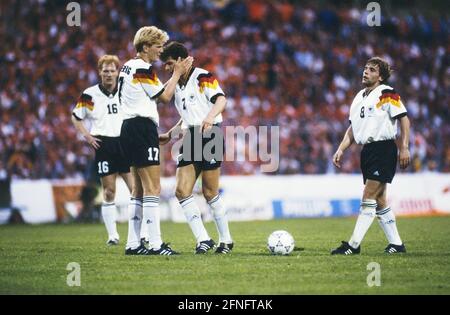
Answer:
202;168;233;254
137;164;176;255
125;167;145;253
100;173;120;245
376;186;406;253
119;171;147;245
348;179;384;248
137;165;160;249
176;164;213;253
332;179;383;255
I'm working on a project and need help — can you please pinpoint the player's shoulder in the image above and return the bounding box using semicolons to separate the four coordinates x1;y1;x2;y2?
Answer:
124;58;151;69
194;67;210;79
377;84;398;96
78;85;100;100
82;84;100;95
353;88;365;100
195;68;219;85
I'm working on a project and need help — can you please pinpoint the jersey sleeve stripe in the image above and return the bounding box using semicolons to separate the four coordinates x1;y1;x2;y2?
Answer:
75;93;94;110
197;73;217;84
198;73;219;93
132;67;159;85
376;93;403;108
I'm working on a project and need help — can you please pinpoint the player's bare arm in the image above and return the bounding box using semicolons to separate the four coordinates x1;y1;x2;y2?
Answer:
333;125;354;168
201;95;226;133
71;115;102;149
159;118;183;145
398;115;411;169
158;56;194;103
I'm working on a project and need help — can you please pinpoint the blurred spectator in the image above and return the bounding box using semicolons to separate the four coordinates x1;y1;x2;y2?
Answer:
0;0;448;179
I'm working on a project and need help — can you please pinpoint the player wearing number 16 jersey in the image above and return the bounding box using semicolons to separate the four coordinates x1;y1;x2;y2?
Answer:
331;57;411;255
118;26;193;255
71;55;132;246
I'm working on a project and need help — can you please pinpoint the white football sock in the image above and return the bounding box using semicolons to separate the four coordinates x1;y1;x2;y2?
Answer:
179;195;210;243
349;199;377;249
208;195;232;244
376;207;402;245
142;196;163;250
126;197;142;250
140;216;149;242
101;202;119;240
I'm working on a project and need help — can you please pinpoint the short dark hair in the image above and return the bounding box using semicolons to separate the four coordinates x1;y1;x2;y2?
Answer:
160;41;188;62
367;57;392;83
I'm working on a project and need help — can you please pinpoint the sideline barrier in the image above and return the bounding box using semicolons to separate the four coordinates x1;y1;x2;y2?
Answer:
5;174;450;224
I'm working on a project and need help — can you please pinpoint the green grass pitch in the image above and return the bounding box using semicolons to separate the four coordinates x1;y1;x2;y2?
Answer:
0;216;449;294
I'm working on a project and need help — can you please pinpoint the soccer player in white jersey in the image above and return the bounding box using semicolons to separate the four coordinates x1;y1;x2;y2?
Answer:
72;55;132;246
118;27;193;255
331;57;411;255
159;42;233;254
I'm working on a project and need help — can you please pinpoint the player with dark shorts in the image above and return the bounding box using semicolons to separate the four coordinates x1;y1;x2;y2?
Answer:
160;42;233;254
118;26;192;255
331;57;411;255
120;117;160;168
72;55;132;246
361;139;397;184
94;136;130;175
177;125;224;171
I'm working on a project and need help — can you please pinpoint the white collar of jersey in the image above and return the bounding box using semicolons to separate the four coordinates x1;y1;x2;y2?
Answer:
178;67;196;89
363;83;387;98
98;84;117;98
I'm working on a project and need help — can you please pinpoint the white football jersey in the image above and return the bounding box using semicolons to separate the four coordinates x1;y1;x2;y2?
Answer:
349;84;407;145
173;67;225;128
118;58;165;125
72;84;123;137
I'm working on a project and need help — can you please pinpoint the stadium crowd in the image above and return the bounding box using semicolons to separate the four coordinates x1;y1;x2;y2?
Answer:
0;0;449;179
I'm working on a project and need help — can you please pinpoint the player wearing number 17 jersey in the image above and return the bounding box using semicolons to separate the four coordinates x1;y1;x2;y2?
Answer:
71;55;132;246
331;57;411;255
118;26;193;255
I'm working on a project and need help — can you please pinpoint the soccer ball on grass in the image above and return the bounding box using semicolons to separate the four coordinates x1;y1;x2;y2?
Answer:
267;230;295;255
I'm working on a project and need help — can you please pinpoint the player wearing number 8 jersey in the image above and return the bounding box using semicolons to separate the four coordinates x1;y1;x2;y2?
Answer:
118;26;193;255
71;55;132;246
331;57;411;255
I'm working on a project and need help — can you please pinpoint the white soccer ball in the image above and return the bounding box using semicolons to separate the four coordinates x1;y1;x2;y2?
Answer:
267;230;295;255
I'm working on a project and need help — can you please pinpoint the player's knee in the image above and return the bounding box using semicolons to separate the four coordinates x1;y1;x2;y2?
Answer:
103;187;115;202
175;186;191;200
376;197;387;210
131;185;143;198
203;188;218;202
362;190;377;200
143;183;160;196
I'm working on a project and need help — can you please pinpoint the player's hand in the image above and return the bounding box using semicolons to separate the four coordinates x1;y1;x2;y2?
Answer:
174;56;194;76
399;148;410;169
200;115;214;133
332;149;344;169
85;135;101;150
159;132;171;145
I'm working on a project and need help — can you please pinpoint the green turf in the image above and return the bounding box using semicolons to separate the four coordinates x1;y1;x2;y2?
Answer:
0;216;449;294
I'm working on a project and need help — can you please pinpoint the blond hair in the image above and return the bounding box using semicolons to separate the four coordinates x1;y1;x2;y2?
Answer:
97;55;120;70
133;26;169;52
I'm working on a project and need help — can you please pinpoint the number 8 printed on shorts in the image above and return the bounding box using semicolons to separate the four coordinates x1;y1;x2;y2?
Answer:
148;147;159;161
